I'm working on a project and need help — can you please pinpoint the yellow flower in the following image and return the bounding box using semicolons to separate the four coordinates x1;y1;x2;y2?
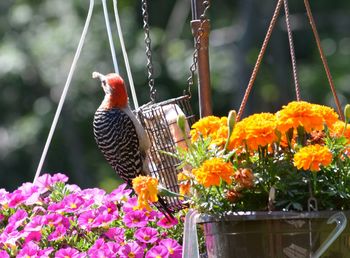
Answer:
276;101;324;133
293;144;333;172
132;176;159;211
330;120;350;140
192;158;234;187
177;171;192;196
229;113;277;151
190;116;228;147
312;103;339;128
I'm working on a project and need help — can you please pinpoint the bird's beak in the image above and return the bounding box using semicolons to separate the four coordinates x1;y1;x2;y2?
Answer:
92;71;111;94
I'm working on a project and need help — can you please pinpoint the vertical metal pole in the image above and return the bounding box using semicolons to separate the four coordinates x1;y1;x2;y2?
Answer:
191;0;212;117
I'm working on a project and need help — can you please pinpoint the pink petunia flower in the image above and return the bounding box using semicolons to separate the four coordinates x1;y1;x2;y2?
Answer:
77;210;96;230
159;239;182;258
99;201;119;217
134;227;159;244
61;194;87;213
0;189;9;206
92;213;113;228
88;238;118;258
23;231;42;243
55;247;85;258
0;230;21;247
0;250;10;258
107;183;132;203
157;216;178;229
7;190;26;208
16;241;53;258
24;215;44;232
122;197;139;213
47;224;67;241
123;210;148;228
80;188;106;206
119;241;144;258
105;241;121;255
17;183;41;205
145;245;169;258
43;213;70;228
35;173;69;192
8;209;28;229
104;227;125;243
144;210;161;222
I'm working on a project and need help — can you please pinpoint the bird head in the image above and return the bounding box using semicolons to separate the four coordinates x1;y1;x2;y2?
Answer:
93;71;128;109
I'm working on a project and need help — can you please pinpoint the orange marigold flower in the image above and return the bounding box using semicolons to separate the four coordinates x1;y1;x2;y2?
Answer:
330;120;350;141
312;104;339;128
190;116;228;146
234;168;255;188
179;183;191;196
229;113;277;151
132;176;159;211
276;101;324;133
192;158;234;188
293;144;333;172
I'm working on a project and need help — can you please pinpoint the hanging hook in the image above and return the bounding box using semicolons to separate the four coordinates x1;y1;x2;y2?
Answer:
101;0;119;74
34;0;95;183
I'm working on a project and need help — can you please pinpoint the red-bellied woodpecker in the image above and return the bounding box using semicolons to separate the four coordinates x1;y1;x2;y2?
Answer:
92;72;173;217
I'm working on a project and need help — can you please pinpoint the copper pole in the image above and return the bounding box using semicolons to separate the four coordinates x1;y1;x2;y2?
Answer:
191;0;212;117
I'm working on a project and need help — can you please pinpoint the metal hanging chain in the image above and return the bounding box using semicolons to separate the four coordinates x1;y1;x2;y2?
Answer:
237;0;283;121
304;0;344;120
186;0;211;97
283;0;301;101
141;0;156;103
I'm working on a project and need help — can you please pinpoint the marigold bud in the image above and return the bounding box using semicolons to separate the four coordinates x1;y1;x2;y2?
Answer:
344;104;350;124
226;190;241;203
177;114;187;136
234;168;254;188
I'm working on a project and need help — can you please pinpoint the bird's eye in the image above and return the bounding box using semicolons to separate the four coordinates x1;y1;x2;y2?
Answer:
102;81;107;86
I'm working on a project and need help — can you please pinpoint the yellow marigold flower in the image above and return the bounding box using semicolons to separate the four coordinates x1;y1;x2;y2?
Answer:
313;104;339;128
132;176;159;211
276;101;324;133
229;113;277;151
330;120;350;140
293;144;333;172
179;183;191;196
190;116;228;146
192;158;234;188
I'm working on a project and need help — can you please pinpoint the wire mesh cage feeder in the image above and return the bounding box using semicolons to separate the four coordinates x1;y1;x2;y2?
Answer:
134;0;212;212
136;96;196;211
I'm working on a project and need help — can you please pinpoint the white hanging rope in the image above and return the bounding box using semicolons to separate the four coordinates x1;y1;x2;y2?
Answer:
33;0;95;184
113;0;139;109
101;0;119;74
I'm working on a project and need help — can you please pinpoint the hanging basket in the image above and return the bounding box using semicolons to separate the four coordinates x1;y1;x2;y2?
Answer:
198;211;350;258
136;95;195;211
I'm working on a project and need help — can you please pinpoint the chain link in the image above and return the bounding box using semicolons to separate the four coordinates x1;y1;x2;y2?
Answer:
141;0;156;103
186;0;210;97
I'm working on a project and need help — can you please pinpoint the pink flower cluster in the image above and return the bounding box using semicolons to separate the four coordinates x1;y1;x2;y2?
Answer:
0;174;182;258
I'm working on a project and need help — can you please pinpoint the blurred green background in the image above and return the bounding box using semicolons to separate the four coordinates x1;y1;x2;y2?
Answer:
1;0;350;191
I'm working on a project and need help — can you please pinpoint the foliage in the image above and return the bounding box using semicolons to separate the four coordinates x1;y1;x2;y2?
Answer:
0;173;183;257
173;101;350;215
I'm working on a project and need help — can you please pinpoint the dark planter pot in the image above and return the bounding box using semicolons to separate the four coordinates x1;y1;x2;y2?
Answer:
197;211;350;258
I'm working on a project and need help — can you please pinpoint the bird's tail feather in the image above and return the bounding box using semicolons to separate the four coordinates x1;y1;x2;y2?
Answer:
154;196;175;220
